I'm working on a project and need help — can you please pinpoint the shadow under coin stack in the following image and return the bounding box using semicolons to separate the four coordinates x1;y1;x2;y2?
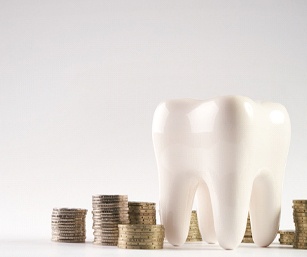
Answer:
242;213;253;243
118;224;165;249
92;195;129;246
293;200;307;249
51;208;87;243
128;202;156;225
279;230;295;245
186;210;202;242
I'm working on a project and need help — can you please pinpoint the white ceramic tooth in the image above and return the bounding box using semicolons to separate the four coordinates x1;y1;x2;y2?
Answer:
152;96;291;250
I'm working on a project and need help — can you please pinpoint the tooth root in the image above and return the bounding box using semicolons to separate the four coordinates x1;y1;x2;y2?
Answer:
250;171;281;247
211;174;253;250
196;182;217;243
159;171;198;246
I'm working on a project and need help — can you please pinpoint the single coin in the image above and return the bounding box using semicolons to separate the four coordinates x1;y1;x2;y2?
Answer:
52;236;85;240
92;202;127;206
117;244;163;249
293;200;307;204
118;228;165;233
94;234;119;238
279;230;295;234
52;239;85;243
51;219;86;223
118;224;164;229
52;230;86;234
93;240;118;244
129;209;156;213
117;240;163;246
130;220;157;225
242;239;254;243
128;207;156;210
128;201;155;205
53;208;87;212
293;242;307;247
118;234;165;239
293;213;307;217
92;194;127;198
118;237;164;242
129;216;156;219
92;197;127;201
51;216;86;220
118;234;164;239
292;204;307;208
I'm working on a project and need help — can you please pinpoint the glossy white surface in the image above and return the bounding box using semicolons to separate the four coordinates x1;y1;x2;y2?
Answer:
2;239;305;257
152;96;291;250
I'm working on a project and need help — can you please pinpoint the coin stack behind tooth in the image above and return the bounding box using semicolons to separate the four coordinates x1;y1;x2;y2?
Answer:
92;195;129;246
118;224;165;249
128;202;156;225
51;208;87;243
279;230;295;245
293;200;307;249
242;213;253;243
186;210;202;242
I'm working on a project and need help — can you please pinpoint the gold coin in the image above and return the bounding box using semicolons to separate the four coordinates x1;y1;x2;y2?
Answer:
279;230;295;234
293;243;307;247
242;238;254;243
117;241;163;246
294;213;307;216
119;231;164;236
128;202;155;206
118;236;164;241
117;244;163;249
118;224;163;228
293;200;307;204
52;239;85;243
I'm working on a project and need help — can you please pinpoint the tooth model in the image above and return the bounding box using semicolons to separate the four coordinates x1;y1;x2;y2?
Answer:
152;96;291;250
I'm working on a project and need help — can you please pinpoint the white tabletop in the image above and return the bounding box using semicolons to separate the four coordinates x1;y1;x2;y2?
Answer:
1;238;306;257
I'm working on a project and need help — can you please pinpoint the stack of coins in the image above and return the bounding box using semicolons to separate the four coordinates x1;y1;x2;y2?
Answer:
92;195;129;246
186;210;202;242
279;230;295;245
242;213;253;243
293;200;307;249
128;202;156;225
51;208;87;243
118;224;165;249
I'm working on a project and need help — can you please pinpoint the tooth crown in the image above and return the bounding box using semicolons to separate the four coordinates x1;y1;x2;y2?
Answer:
152;96;291;250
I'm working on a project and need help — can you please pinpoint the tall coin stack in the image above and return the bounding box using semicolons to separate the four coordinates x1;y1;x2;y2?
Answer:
118;224;165;249
92;195;129;246
279;230;295;245
242;213;253;243
186;210;202;242
51;208;87;243
293;200;307;249
128;202;156;225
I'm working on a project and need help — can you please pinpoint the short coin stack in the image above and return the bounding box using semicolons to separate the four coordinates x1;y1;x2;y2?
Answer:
242;213;253;243
128;202;156;225
92;195;129;246
51;208;87;243
118;224;165;249
293;200;307;249
279;230;295;245
186;210;202;242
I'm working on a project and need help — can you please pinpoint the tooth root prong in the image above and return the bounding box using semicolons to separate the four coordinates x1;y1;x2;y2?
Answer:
159;171;198;246
211;174;253;250
196;181;217;243
250;171;282;247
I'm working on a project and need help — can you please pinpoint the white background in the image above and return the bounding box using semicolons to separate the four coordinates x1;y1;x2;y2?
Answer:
1;0;307;255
